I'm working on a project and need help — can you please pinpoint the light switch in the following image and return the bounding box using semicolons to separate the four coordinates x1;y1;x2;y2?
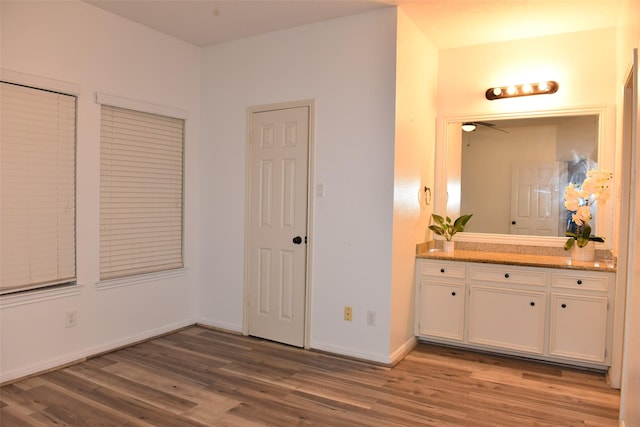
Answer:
316;182;325;197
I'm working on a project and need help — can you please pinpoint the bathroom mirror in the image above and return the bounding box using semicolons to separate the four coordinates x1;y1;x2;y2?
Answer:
435;107;614;247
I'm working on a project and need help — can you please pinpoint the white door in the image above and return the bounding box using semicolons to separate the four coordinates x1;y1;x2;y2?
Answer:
510;162;562;236
247;106;309;347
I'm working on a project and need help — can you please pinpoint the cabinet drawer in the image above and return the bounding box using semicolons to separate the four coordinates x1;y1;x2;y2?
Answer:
418;261;466;279
469;264;546;286
551;272;609;291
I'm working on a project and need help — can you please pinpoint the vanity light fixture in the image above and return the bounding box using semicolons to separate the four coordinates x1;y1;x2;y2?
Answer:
485;81;559;100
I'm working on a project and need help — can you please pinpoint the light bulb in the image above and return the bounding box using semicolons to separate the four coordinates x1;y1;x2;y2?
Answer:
485;81;558;100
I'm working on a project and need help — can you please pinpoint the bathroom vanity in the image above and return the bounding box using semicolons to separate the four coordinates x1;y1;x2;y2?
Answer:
415;243;616;370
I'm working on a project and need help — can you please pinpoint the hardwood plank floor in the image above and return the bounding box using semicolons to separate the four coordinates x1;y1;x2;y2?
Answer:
0;326;620;426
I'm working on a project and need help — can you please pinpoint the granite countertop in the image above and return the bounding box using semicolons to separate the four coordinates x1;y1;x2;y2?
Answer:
416;241;617;273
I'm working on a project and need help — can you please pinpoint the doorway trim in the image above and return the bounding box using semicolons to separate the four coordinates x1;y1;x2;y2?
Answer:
243;99;316;349
618;48;638;419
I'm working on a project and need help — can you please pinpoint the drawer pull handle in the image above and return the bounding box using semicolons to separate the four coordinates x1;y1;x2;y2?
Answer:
440;268;445;273
577;279;583;285
451;291;456;296
530;301;535;307
505;273;510;279
561;303;567;308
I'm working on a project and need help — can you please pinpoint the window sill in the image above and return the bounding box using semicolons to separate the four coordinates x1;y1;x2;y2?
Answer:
96;268;188;291
1;283;83;309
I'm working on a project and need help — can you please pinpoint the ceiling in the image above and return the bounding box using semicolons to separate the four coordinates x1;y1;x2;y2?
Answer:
83;0;624;49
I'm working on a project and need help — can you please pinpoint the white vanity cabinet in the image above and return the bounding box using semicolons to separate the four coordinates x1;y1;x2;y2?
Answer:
415;258;616;369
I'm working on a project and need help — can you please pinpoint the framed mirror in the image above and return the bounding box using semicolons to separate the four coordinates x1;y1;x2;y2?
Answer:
434;107;615;247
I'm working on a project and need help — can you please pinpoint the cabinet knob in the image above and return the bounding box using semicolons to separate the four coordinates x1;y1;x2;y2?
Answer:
530;301;535;307
440;268;445;273
505;273;510;279
577;279;583;285
451;291;456;296
561;303;567;308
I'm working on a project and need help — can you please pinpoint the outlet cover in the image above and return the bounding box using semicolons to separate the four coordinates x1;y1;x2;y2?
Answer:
65;311;77;328
367;310;376;326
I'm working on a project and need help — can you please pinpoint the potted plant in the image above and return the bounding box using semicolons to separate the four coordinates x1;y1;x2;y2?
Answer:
563;169;612;261
429;213;473;252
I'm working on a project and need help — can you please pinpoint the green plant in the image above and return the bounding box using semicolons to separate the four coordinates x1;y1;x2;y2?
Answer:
564;223;604;250
429;214;473;241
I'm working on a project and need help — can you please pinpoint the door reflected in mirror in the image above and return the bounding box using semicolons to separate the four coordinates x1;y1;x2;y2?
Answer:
448;114;599;238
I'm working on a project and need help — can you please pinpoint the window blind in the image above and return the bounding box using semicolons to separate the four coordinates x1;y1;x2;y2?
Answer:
100;105;184;280
0;82;77;294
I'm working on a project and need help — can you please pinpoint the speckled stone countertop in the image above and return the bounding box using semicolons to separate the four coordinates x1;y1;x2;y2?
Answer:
416;241;617;272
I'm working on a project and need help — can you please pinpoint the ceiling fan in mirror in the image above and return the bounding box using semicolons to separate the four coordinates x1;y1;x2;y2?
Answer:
462;122;509;133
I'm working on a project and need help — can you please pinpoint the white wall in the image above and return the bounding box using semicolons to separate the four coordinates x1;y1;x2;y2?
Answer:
437;28;617;118
389;7;438;358
197;9;399;361
0;1;201;382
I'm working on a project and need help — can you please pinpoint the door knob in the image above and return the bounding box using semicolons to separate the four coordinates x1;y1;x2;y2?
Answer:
292;236;302;244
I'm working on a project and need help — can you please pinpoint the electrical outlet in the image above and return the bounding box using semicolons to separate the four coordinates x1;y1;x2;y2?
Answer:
367;310;376;326
65;310;77;328
344;306;353;321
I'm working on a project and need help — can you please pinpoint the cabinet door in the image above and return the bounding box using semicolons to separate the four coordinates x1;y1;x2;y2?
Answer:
468;286;546;354
549;294;608;363
419;281;466;341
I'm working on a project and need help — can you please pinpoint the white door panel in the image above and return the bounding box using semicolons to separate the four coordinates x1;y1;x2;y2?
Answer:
511;162;563;236
247;106;309;347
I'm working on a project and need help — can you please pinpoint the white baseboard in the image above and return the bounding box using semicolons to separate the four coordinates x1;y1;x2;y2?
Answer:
196;318;243;334
196;323;418;367
0;318;195;384
311;335;418;366
310;341;394;365
390;336;418;365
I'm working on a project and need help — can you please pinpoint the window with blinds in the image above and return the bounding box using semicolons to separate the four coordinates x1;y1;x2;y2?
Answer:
100;105;184;280
0;82;77;295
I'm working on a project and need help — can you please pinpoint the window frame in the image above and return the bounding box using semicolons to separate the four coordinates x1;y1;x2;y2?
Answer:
1;75;79;296
96;93;188;286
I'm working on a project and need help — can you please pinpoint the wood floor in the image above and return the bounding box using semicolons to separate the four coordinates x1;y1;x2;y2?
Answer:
0;326;620;426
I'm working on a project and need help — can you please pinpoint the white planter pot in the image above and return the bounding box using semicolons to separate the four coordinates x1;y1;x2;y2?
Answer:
443;240;455;253
571;242;595;262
